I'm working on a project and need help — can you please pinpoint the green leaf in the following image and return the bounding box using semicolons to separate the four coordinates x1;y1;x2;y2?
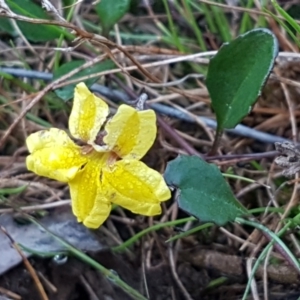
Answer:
2;0;64;42
164;155;248;225
0;17;16;36
206;28;278;132
53;60;115;101
96;0;130;36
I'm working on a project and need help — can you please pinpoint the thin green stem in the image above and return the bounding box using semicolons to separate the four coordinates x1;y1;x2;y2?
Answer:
54;0;77;70
222;173;268;186
266;6;300;47
112;217;195;253
19;244;67;258
248;207;284;214
209;130;223;156
238;220;292;300
239;0;254;34
192;2;217;34
236;218;300;271
162;0;185;52
28;217;147;300
166;222;214;242
181;0;207;50
271;0;300;33
0;185;27;195
211;4;231;42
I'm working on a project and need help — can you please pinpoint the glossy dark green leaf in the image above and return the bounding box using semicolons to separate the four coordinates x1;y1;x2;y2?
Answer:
53;60;115;101
96;0;130;36
2;0;64;42
206;28;278;132
164;155;248;225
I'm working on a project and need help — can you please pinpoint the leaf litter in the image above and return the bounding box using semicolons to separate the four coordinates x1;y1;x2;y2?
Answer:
0;1;300;299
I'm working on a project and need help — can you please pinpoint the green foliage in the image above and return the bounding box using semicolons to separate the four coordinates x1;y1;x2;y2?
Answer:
291;207;300;226
0;17;15;36
206;28;278;133
190;1;232;42
53;60;115;101
165;29;279;225
164;155;248;225
0;185;27;195
238;218;300;300
95;0;131;37
0;0;65;42
271;0;300;47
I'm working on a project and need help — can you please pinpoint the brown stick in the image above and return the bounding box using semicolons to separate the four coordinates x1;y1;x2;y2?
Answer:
182;248;300;284
0;226;49;300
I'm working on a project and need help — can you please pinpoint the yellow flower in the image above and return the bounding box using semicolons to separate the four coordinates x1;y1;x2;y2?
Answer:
26;82;171;228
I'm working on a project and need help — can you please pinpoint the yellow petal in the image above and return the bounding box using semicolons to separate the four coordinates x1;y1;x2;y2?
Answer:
102;160;171;216
68;152;109;226
26;128;77;153
103;105;156;160
83;196;111;228
69;82;109;143
26;128;86;182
